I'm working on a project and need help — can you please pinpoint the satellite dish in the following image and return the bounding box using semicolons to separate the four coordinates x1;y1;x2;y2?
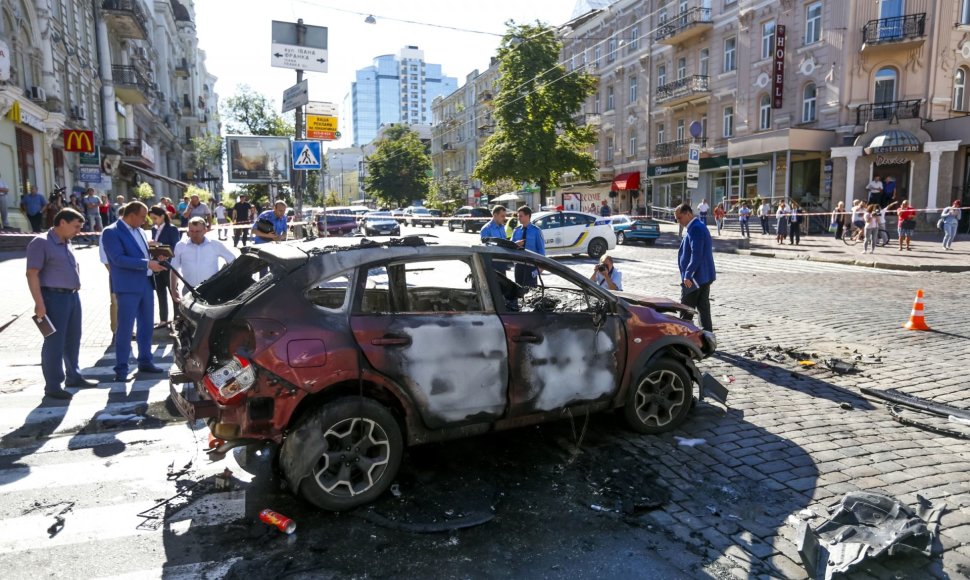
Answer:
689;121;703;139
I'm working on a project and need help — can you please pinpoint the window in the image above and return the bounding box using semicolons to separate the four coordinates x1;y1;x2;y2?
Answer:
759;95;772;130
607;85;615;110
630;25;639;51
629;131;637;155
593;92;601;114
606;137;614;161
657;123;665;144
658;64;667;87
962;0;970;24
608;37;617;62
676;119;685;141
307;274;351;310
699;49;709;77
563;213;596;227
594;45;601;65
955;68;968;111
802;83;817;122
701;114;708;137
761;21;776;60
359;260;483;314
677;58;686;80
805;2;822;44
659;8;668;24
874;67;897;104
724;37;737;72
629;76;637;103
723;106;734;137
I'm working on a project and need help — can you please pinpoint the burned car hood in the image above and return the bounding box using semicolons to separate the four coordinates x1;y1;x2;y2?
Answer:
613;291;693;316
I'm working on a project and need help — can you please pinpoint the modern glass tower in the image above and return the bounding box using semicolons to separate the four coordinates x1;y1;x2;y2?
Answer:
348;46;457;146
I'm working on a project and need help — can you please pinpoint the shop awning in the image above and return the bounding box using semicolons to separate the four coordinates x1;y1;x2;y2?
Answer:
611;171;640;191
491;191;525;203
121;162;189;189
727;128;836;158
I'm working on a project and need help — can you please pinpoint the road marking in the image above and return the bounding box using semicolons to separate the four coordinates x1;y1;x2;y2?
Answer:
95;557;245;580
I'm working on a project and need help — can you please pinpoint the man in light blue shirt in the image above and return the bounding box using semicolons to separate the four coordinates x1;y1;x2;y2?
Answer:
480;205;508;241
511;206;545;287
252;201;289;244
590;254;623;291
20;185;47;232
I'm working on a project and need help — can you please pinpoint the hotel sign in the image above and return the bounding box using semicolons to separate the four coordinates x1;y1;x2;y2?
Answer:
772;25;786;109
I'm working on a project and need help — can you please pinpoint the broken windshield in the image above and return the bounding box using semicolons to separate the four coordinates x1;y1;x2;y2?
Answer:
194;254;280;305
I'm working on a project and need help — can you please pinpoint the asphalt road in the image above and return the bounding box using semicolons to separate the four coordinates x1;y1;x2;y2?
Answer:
1;224;969;579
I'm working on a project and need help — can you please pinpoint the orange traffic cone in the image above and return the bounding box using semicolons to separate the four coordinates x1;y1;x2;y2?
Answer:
903;289;930;331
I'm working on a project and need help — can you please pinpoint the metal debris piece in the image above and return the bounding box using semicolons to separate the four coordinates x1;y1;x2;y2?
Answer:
214;468;233;491
798;360;816;367
839;402;854;410
673;436;706;447
390;483;402;498
47;515;65;538
861;388;970;421
824;358;859;375
796;491;944;580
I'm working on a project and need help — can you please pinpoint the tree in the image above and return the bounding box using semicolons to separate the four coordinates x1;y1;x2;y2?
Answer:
133;182;154;201
480;177;519;202
365;125;432;207
474;22;598;199
220;85;294;207
427;174;466;210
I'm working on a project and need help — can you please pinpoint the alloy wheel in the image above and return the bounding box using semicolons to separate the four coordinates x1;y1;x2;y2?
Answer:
633;369;687;429
312;417;391;498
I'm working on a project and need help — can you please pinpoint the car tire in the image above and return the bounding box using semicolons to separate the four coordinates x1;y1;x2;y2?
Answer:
623;357;693;435
588;237;608;259
617;231;626;245
448;222;454;232
462;222;470;233
280;397;403;511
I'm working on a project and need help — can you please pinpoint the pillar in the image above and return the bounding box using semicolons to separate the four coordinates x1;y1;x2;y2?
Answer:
924;141;961;211
96;18;119;145
830;146;863;209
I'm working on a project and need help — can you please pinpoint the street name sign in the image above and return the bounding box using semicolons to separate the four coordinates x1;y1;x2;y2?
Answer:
282;80;309;113
271;20;328;73
306;101;337;116
292;140;322;170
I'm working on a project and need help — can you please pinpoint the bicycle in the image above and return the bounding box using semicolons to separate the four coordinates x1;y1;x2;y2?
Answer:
842;225;889;247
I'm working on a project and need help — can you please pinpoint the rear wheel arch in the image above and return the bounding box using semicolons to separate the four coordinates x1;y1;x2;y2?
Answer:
285;376;414;442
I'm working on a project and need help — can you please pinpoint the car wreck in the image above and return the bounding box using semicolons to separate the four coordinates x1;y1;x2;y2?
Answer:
169;237;725;510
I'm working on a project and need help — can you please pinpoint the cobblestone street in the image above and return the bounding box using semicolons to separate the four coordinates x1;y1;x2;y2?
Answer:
1;230;969;578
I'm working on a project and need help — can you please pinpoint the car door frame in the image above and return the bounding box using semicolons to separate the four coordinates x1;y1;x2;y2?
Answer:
481;252;628;417
349;253;510;430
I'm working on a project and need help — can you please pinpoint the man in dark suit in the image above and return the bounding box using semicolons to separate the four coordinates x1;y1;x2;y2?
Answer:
675;203;716;332
101;201;167;381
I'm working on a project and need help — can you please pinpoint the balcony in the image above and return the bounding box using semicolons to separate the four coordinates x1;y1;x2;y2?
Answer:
862;14;926;52
655;7;713;45
654;138;706;160
112;65;153;104
101;0;149;40
856;99;921;125
120;138;155;168
174;58;190;78
656;75;710;106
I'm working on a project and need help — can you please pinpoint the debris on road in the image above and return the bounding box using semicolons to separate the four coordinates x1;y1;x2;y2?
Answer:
47;516;65;538
259;509;296;534
798;360;816;367
214;468;233;491
824;358;859;375
390;483;402;498
839;402;854;410
861;387;970;439
861;388;970;421
796;491;944;580
673;436;706;447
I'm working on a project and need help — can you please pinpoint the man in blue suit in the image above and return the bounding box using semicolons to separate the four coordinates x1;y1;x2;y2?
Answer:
101;201;167;381
675;203;716;332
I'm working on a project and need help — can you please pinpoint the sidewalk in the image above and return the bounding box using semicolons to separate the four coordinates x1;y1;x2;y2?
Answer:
653;222;970;272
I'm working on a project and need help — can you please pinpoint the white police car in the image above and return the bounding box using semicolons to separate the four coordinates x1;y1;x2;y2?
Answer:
530;210;617;259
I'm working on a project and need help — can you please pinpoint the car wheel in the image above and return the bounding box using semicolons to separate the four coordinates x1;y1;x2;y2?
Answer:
588;237;608;259
617;231;626;245
448;222;454;232
280;397;403;511
462;222;469;233
623;357;693;434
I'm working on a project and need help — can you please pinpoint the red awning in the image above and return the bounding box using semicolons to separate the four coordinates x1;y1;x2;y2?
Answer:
611;171;640;191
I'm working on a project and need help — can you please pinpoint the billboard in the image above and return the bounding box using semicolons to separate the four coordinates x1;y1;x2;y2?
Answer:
226;136;291;183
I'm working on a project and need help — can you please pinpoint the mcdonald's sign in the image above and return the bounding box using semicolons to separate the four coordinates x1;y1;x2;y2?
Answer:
63;130;94;153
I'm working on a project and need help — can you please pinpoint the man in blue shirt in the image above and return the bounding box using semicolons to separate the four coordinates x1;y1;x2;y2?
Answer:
590;254;623;291
20;185;47;232
675;203;716;332
511;206;545;287
252;201;289;244
480;205;508;241
599;200;612;217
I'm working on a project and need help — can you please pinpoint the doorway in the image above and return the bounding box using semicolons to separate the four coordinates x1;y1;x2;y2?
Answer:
872;161;910;204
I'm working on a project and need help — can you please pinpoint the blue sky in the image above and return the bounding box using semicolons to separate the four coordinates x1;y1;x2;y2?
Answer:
195;0;576;150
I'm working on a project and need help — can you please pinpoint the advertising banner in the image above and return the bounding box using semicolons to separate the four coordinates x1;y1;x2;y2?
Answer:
226;136;291;183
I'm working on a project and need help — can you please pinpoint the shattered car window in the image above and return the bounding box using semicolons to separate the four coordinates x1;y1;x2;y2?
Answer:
490;258;606;314
306;274;351;311
359;266;391;314
194;254;276;305
357;259;484;314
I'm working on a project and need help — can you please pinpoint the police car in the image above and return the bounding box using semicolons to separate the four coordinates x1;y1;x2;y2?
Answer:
530;210;617;259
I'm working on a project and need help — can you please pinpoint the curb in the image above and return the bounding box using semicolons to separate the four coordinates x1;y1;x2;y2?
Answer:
727;246;970;272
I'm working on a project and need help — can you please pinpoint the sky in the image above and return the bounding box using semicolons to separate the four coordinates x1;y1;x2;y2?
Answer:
194;0;577;152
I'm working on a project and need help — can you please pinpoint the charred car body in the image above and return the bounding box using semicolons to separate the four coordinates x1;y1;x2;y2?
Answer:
169;237;725;510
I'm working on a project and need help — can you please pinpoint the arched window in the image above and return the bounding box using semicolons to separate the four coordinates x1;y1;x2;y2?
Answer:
802;83;817;123
954;68;968;112
874;67;897;104
759;94;771;130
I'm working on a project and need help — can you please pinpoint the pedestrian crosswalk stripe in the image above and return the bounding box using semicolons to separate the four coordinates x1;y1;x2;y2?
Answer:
95;557;245;580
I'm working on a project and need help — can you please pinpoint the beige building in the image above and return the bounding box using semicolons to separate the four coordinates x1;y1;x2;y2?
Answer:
559;0;970;225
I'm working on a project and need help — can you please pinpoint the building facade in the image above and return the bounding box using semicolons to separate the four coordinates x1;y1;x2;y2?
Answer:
0;0;219;232
346;46;457;147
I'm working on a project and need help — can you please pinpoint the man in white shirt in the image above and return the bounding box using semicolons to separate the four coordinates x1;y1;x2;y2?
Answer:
214;201;228;241
0;171;9;229
865;175;883;206
759;200;772;235
169;217;236;298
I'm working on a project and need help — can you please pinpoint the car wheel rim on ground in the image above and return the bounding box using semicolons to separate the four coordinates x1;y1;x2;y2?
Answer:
313;417;391;498
617;232;625;244
633;369;687;429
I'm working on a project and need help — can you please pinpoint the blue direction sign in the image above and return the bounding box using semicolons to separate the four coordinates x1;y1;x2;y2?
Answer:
292;140;322;170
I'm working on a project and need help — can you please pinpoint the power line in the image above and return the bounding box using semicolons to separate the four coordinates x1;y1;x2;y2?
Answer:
292;0;503;36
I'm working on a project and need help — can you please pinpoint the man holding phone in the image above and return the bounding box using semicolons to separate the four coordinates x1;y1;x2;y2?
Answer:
590;254;622;291
675;203;716;332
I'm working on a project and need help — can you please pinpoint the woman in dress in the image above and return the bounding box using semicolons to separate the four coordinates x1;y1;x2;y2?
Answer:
775;202;789;244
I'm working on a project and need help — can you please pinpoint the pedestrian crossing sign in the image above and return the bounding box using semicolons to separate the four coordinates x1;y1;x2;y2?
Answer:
292;140;322;170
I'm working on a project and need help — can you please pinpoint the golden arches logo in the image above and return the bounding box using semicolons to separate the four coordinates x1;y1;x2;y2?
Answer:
63;130;94;153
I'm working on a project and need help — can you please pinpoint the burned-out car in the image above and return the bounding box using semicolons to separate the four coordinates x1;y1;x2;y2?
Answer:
169;237;725;511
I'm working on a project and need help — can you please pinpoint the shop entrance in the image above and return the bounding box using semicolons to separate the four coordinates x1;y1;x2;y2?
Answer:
872;161;910;203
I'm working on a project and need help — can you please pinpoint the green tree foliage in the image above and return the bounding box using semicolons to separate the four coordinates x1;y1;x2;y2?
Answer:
480;178;520;202
427;174;466;210
189;133;223;173
474;22;598;198
133;182;154;201
365;125;432;208
220;85;294;206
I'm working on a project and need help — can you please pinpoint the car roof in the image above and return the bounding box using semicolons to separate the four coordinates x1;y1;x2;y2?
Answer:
533;210;600;220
